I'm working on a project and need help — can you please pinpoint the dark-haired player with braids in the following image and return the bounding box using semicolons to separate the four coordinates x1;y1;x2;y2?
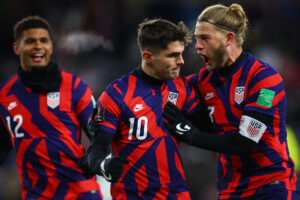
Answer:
163;3;299;200
78;18;213;199
0;16;102;199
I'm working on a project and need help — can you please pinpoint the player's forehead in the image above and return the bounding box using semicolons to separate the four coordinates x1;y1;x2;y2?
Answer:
21;28;51;40
194;21;216;36
163;41;185;53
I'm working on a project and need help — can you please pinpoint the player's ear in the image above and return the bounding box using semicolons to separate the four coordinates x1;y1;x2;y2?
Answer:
13;42;20;55
142;51;153;63
225;32;235;46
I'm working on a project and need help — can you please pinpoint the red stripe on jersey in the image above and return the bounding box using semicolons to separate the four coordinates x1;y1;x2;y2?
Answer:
282;159;298;191
225;156;242;194
172;77;187;107
111;182;127;200
0;75;18;97
153;184;170;200
204;84;231;132
5;95;46;139
58;134;84;158
186;99;199;114
38;176;60;200
60;71;72;111
288;191;292;200
252;148;274;167
35;139;57;176
59;150;82;172
176;191;191;200
76;86;92;115
113;83;122;96
66;111;81;140
235;171;286;198
248;73;283;97
247;60;263;77
174;150;186;180
123;75;167;139
219;154;228;179
155;138;170;184
252;67;266;78
100;121;116;131
269;108;288;160
119;140;156;180
272;90;285;107
74;77;81;90
136;165;148;197
16;139;32;199
126;74;136;98
27;162;38;188
99;91;121;118
39;94;72;135
39;94;84;158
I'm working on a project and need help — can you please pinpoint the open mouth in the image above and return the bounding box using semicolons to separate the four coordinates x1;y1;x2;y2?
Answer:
201;54;209;65
31;53;45;62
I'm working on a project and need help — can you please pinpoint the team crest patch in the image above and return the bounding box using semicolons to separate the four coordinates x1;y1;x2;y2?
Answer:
235;86;245;104
94;106;105;122
247;120;263;137
167;92;178;105
256;88;275;108
47;92;60;109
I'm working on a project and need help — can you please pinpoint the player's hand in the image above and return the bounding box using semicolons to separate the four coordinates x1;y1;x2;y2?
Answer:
163;101;198;144
77;155;95;179
99;156;129;183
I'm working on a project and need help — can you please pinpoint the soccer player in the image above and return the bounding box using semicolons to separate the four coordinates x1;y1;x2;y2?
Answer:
163;3;299;200
0;16;102;199
78;18;211;199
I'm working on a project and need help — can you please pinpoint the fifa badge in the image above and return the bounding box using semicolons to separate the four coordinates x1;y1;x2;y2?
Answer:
235;86;245;104
167;92;179;105
47;92;60;109
94;106;105;122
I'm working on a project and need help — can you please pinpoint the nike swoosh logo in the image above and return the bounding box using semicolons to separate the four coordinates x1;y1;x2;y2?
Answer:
176;123;191;133
101;169;112;181
134;107;143;112
205;92;214;100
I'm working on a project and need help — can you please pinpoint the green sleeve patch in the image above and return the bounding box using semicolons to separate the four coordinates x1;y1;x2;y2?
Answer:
256;88;275;108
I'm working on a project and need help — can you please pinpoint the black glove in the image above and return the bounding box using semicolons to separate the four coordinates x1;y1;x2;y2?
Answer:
98;155;129;182
77;154;95;179
163;101;198;144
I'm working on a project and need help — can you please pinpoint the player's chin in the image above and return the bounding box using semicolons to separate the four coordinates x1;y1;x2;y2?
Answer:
169;71;180;79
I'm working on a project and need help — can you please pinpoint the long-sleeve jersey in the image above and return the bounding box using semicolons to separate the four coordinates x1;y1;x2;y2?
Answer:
0;70;102;200
96;67;200;200
188;52;298;199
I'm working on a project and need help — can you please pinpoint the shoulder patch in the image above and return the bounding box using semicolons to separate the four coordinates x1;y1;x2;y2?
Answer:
256;88;275;108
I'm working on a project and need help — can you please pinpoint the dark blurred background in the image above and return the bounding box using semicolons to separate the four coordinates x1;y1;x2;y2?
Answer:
1;0;300;199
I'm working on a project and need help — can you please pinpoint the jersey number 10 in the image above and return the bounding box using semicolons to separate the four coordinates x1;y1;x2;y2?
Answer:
128;116;148;140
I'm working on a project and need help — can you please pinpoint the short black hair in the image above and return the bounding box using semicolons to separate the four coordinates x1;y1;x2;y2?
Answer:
137;18;192;52
13;15;52;42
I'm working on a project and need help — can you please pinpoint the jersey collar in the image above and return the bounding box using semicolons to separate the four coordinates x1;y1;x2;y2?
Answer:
135;66;164;86
217;52;247;76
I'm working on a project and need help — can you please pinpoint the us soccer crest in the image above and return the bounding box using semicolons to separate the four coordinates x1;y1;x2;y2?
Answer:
235;86;245;104
247;120;262;137
167;92;178;105
47;92;60;109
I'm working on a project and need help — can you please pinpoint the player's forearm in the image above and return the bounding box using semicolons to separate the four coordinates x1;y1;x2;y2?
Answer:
86;130;114;173
190;130;257;156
